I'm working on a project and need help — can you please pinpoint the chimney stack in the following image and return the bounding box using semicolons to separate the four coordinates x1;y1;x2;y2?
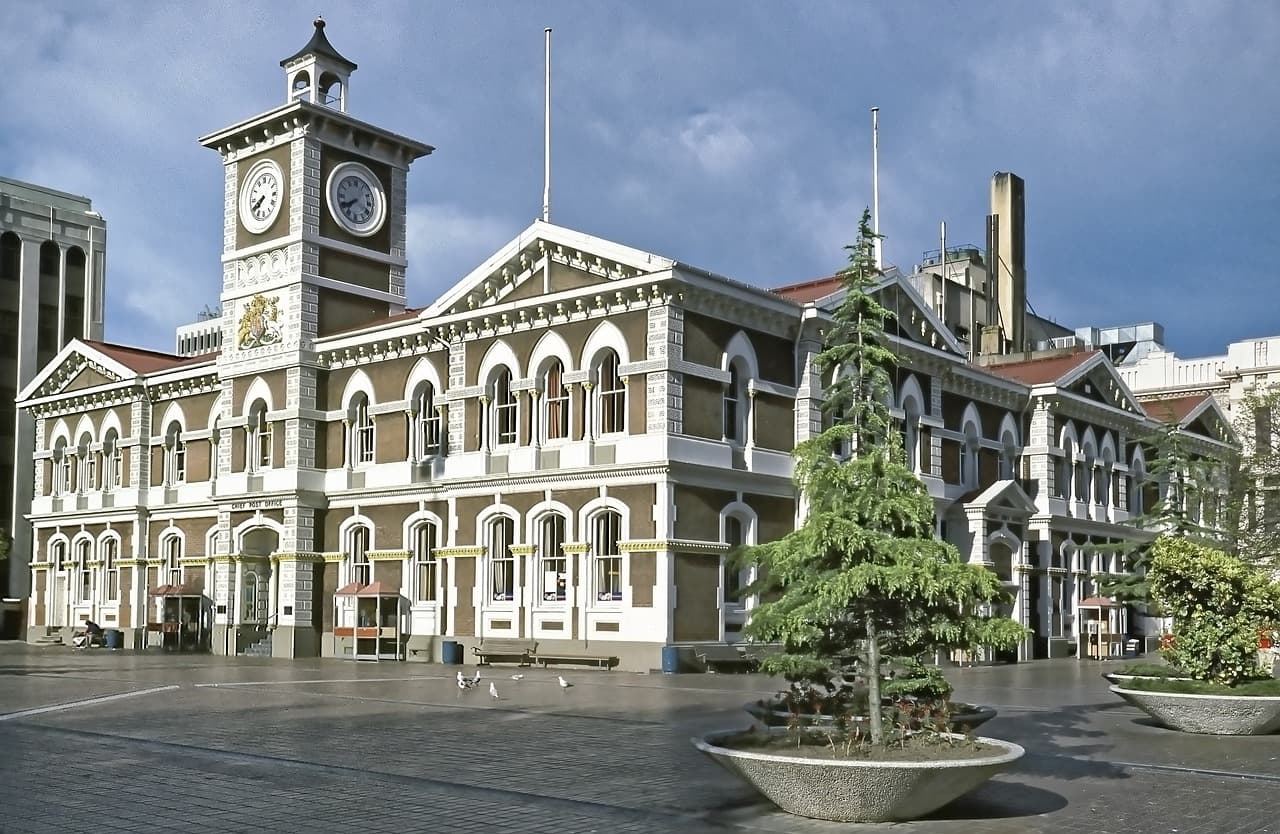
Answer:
989;172;1026;353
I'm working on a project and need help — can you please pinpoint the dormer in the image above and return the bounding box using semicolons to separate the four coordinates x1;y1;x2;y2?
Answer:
280;17;356;112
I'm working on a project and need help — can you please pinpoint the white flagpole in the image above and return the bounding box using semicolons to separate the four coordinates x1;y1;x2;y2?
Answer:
542;27;552;223
871;107;882;269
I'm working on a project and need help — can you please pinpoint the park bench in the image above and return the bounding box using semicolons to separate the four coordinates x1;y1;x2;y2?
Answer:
530;650;618;670
696;643;756;673
472;638;536;666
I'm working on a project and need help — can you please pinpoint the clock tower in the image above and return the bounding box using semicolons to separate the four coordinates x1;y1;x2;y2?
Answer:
197;19;432;656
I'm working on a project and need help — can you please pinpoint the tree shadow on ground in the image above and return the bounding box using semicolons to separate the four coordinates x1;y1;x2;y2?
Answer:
975;700;1132;781
924;777;1068;819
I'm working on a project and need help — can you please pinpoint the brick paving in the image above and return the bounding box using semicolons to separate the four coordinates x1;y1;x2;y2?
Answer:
1;644;1278;833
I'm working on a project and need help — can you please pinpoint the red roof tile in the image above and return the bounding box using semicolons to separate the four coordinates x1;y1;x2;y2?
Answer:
83;340;214;374
983;351;1098;385
1140;394;1210;424
771;275;843;303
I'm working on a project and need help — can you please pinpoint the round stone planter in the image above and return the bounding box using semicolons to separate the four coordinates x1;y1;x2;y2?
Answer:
1102;672;1192;686
693;728;1024;823
744;701;996;732
1110;685;1280;735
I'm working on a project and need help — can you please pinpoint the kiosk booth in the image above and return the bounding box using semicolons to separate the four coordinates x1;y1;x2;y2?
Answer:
1077;596;1123;659
333;582;404;661
148;584;210;652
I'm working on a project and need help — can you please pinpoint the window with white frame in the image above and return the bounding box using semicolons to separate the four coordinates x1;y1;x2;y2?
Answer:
103;429;121;490
543;361;569;442
960;428;979;488
596;350;625;435
349;525;371;585
77;433;93;493
165;422;186;484
51;540;66;571
1076;448;1092;502
539;514;567;602
249;401;272;471
999;434;1017;480
411;382;441;458
488;516;515;601
492;370;517;446
350;395;375;466
243;570;259;621
723;515;746;604
592;510;622;602
723;366;742;442
1058;439;1074;499
52;438;69;495
102;538;119;602
163;535;182;585
75;539;91;602
413;523;438;602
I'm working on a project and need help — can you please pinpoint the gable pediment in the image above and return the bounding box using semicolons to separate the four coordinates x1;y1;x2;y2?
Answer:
62;365;121;392
425;220;675;317
1060;358;1142;414
873;276;965;357
965;478;1038;516
18;340;138;403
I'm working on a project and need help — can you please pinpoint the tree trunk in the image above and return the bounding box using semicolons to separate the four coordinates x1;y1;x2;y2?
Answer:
865;615;883;746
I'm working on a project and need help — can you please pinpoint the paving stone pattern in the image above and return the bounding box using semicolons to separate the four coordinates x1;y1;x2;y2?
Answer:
1;645;1278;833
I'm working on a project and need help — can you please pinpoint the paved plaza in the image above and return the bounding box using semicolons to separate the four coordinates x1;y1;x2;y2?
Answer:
1;644;1277;833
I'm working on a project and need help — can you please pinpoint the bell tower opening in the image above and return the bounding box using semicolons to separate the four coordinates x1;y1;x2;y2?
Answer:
280;16;354;112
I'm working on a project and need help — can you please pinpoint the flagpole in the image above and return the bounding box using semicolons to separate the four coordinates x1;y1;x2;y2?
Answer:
542;27;552;223
871;107;881;269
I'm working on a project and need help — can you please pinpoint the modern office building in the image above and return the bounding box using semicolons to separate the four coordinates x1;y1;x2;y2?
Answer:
14;21;1236;665
0;177;106;635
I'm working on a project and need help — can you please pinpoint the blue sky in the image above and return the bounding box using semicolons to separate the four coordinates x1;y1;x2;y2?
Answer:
1;1;1276;358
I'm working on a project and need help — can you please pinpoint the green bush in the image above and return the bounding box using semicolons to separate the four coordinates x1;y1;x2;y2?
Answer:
1123;676;1280;697
1149;536;1280;686
1114;662;1189;678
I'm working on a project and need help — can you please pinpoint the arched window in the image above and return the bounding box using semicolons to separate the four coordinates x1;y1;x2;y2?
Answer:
52;438;69;496
723;366;750;443
249;401;271;471
999;432;1018;480
723;515;745;603
413;523;438;602
243;570;259;620
543;361;569;442
74;539;92;602
349;525;371;585
1058;438;1074;499
102;538;119;602
51;539;67;571
488;516;515;601
411;382;441;458
591;510;622;602
103;429;121;491
318;72;343;107
596;350;625;435
348;396;373;465
960;426;979;488
1076;445;1093;503
291;70;311;101
538;514;567;602
903;401;922;472
492;370;517;446
165;422;186;485
162;535;182;585
77;433;93;493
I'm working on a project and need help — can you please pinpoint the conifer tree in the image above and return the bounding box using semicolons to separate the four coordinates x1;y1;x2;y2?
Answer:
737;209;1024;745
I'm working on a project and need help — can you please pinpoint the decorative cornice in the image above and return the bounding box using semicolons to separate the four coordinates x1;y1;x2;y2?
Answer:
560;543;590;555
179;556;209;566
368;549;409;562
321;552;345;563
619;538;728;554
436;546;484;559
275;552;326;563
508;545;536;556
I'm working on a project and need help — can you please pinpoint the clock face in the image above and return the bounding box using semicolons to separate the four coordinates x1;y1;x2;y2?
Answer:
326;161;386;236
336;174;374;224
239;159;284;235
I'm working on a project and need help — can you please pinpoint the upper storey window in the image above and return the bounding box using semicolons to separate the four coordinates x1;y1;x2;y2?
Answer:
165;422;186;485
493;370;518;447
596;350;625;436
543;361;569;442
348;394;375;467
411;382;441;458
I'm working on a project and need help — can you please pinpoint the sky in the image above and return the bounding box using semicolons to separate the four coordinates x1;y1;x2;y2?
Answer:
1;1;1277;358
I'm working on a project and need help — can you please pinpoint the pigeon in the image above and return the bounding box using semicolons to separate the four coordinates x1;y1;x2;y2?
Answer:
489;681;500;699
471;669;482;687
457;670;477;690
558;675;573;689
510;674;525;681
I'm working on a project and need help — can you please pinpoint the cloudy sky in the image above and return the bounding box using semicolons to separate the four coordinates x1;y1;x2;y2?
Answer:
2;1;1276;358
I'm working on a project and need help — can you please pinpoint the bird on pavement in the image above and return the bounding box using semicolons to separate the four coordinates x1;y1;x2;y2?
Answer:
471;669;482;687
558;675;573;689
457;670;477;690
511;674;525;681
489;681;500;699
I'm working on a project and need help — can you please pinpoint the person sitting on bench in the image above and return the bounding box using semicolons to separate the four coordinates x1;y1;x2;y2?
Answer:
74;620;103;649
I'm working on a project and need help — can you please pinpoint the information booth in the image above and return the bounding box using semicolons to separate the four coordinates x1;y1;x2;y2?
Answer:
333;582;403;661
1077;596;1122;660
148;584;210;653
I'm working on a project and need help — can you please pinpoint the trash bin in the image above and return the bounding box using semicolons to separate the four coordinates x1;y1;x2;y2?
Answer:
661;645;682;674
441;639;462;665
104;629;123;650
1124;638;1140;658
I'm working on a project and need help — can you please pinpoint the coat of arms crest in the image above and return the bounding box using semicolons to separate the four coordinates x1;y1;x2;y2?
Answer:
237;294;282;349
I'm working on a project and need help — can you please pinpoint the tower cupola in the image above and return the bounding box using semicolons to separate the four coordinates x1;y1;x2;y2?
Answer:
280;17;356;111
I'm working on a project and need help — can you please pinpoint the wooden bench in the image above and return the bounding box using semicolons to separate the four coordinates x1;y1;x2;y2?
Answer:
696;644;755;673
531;651;617;670
472;638;536;666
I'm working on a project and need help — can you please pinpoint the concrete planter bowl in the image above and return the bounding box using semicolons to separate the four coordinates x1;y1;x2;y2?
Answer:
693;728;1025;823
1111;685;1280;735
1102;672;1192;686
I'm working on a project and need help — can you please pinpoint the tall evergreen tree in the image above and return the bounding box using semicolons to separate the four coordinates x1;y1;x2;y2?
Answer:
1226;386;1280;567
738;209;1024;745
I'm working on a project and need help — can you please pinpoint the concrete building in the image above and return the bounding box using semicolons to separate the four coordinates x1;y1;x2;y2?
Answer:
175;307;224;358
0;177;106;634
14;21;1236;666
